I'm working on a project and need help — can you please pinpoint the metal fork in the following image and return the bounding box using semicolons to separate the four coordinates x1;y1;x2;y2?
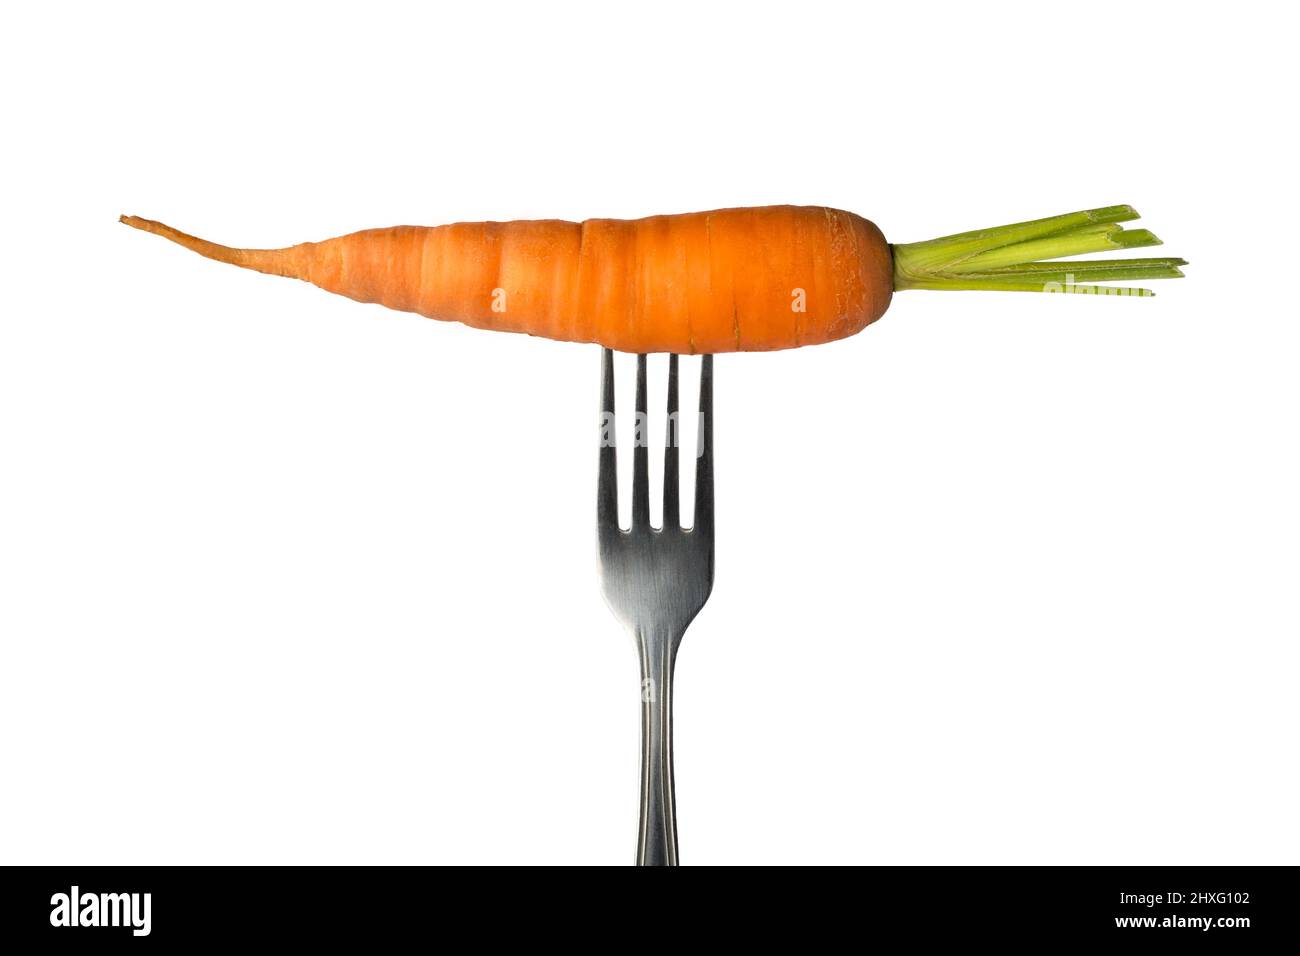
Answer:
598;349;714;867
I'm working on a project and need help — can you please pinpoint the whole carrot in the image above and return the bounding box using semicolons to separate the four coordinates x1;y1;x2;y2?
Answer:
120;204;1184;354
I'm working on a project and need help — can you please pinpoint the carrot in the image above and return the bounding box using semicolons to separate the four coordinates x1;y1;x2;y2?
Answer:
120;204;1184;354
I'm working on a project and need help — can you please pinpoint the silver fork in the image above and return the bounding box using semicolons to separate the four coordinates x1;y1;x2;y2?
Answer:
598;349;714;867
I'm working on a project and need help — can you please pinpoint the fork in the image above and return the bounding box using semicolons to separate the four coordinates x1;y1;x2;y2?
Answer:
598;349;714;867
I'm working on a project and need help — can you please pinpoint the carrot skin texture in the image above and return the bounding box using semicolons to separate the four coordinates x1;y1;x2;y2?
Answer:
120;206;894;354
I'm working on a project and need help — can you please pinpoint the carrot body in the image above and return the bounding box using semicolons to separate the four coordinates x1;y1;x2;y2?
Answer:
121;206;894;353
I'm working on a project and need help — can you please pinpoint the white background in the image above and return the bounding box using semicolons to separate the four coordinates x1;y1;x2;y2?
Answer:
2;1;1296;865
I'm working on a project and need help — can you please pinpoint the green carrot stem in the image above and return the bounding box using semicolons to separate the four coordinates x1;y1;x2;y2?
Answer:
903;279;1157;296
894;204;1140;273
963;258;1186;282
919;204;1139;245
946;229;1162;273
892;203;1185;296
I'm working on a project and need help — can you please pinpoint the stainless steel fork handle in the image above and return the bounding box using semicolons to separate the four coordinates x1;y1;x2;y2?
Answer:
637;628;680;866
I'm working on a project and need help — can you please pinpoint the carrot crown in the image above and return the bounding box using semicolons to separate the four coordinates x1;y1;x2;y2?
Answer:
891;205;1186;297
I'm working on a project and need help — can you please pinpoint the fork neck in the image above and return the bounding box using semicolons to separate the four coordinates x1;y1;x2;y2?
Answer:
636;627;680;866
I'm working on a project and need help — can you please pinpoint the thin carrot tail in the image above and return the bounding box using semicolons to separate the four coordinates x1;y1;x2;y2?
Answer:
119;215;309;279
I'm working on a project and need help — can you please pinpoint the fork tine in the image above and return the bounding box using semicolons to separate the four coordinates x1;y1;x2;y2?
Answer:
694;354;714;536
631;353;650;529
662;354;680;530
598;348;618;532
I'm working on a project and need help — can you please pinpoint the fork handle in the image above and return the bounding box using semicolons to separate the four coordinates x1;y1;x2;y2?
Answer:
637;632;679;866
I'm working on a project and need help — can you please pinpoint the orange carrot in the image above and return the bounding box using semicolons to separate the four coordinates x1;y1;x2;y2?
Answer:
120;204;1184;353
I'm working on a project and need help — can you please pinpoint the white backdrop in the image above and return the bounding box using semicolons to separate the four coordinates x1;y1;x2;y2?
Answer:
2;1;1296;865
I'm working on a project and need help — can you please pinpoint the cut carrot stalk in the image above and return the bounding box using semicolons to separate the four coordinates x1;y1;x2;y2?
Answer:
893;205;1186;297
